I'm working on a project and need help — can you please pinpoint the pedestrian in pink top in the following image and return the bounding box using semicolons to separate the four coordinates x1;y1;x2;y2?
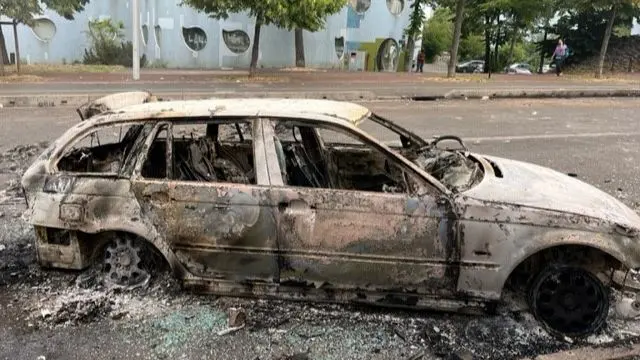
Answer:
552;39;568;76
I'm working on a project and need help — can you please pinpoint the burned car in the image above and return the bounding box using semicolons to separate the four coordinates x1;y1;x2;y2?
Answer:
21;92;640;337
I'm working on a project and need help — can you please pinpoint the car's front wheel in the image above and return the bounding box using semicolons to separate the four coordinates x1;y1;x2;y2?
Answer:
528;264;609;338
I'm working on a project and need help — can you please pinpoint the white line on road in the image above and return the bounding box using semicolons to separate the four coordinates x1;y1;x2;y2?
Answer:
465;131;640;142
382;131;640;146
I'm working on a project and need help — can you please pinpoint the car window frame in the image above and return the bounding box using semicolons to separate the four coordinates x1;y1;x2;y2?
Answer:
261;117;450;196
50;120;149;179
130;117;271;187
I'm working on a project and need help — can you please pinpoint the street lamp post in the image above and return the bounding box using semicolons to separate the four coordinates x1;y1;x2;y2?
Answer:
132;0;140;80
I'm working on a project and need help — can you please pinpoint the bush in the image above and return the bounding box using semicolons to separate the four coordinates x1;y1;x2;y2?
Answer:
422;8;453;63
82;18;146;67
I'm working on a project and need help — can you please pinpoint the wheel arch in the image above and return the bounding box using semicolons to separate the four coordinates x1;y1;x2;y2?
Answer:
502;242;630;295
78;226;189;279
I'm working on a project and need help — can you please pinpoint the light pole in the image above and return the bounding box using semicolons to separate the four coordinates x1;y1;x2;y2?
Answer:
132;0;140;80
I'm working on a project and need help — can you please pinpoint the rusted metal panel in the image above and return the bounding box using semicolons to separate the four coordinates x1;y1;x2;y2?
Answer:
131;181;279;282
268;186;458;295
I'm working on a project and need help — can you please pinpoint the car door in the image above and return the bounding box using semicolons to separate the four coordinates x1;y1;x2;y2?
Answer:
262;118;459;299
130;119;279;283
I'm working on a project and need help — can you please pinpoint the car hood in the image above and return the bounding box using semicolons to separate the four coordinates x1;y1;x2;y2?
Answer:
463;154;640;229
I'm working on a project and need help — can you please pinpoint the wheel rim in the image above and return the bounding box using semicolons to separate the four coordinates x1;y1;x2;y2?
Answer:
530;266;608;337
103;235;151;289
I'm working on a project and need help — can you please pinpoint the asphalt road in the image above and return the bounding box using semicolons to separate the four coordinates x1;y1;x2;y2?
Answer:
1;80;636;99
3;98;640;360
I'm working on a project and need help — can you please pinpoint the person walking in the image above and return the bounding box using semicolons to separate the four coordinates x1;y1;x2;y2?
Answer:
416;50;425;73
552;39;568;76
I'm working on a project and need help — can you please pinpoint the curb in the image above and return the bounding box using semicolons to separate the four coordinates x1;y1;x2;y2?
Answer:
2;88;640;108
0;91;380;108
443;88;640;99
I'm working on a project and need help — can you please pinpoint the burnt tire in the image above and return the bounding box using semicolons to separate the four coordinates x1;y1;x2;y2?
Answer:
102;233;155;289
528;265;609;338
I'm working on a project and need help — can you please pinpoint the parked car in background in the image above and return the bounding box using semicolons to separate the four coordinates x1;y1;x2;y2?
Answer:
505;63;533;75
456;60;484;73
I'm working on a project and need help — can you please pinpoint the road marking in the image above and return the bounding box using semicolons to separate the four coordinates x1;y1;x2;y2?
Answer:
380;131;640;147
466;131;640;142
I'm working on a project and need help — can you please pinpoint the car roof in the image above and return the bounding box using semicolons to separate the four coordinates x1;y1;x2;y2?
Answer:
88;98;372;126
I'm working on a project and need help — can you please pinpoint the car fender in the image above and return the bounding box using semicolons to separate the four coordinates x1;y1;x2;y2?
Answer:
455;219;640;300
24;178;189;278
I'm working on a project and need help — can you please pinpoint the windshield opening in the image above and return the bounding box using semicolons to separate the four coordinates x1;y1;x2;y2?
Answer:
356;114;428;149
355;114;483;193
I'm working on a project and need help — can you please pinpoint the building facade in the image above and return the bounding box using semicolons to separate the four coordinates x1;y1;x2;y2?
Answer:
1;0;422;71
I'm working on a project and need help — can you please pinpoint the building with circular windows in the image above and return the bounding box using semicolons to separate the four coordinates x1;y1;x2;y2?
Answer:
1;0;423;71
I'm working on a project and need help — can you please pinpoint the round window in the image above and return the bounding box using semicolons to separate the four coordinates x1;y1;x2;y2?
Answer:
376;38;400;72
386;0;404;15
349;0;371;13
223;29;251;54
182;26;207;52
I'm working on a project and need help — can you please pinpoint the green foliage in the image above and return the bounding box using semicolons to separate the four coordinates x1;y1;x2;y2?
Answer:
422;7;453;62
459;34;484;60
404;0;427;41
181;0;346;31
0;0;88;23
538;4;639;64
82;19;147;68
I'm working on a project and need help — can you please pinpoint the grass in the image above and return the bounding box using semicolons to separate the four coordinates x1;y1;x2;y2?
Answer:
3;63;126;74
419;74;489;82
0;74;45;83
218;74;290;83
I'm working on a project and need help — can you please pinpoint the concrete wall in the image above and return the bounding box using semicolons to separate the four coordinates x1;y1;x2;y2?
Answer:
1;0;419;70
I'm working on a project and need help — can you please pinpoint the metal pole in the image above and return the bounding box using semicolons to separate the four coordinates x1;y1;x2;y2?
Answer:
132;0;140;80
13;20;20;73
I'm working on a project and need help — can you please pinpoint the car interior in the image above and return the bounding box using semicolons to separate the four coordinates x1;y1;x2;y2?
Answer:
141;121;255;184
272;122;409;194
57;125;145;173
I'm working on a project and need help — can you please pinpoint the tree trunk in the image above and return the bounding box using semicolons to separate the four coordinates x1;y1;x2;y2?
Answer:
0;26;9;67
404;36;415;73
596;4;618;79
0;28;6;76
250;14;263;78
494;16;501;71
538;27;548;74
483;14;492;74
507;23;518;66
294;28;305;67
447;0;466;78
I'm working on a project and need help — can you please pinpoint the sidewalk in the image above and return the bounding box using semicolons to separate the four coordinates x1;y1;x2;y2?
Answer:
2;68;640;107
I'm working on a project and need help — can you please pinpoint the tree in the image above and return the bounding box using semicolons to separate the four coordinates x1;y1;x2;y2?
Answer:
421;7;453;63
591;0;640;78
539;2;639;75
295;28;305;67
403;0;427;72
447;0;466;77
182;0;346;76
0;0;89;75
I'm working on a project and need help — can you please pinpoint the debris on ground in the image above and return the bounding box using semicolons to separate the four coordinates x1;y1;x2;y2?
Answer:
227;307;246;328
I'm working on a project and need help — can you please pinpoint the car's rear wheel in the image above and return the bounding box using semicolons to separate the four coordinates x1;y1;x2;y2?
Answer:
528;264;609;338
102;233;152;289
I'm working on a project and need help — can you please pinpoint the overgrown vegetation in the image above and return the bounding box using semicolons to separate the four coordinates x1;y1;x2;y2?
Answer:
82;18;147;68
414;0;640;77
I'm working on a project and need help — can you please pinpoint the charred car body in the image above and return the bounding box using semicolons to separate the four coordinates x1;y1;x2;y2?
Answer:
21;92;640;337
